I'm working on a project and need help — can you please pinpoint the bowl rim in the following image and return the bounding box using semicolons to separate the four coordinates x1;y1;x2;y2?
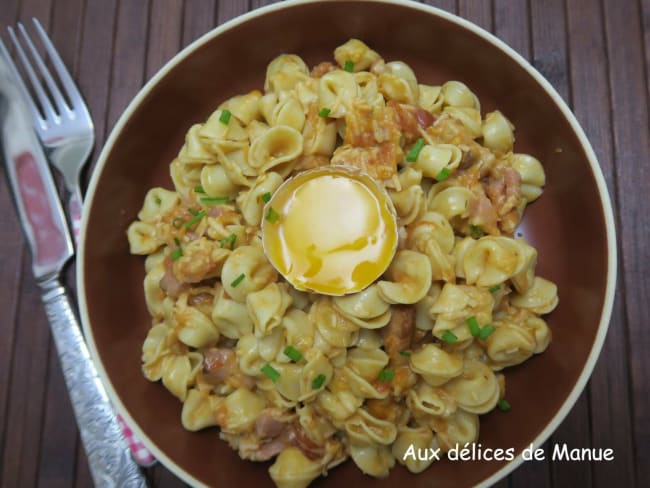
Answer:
77;0;617;486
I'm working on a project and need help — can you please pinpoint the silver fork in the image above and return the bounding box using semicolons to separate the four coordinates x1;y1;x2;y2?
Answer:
2;19;156;469
6;18;93;233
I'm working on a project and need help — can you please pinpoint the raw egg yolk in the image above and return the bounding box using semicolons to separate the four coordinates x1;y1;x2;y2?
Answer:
262;167;397;295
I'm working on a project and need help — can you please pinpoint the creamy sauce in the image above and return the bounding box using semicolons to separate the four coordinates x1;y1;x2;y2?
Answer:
262;167;397;295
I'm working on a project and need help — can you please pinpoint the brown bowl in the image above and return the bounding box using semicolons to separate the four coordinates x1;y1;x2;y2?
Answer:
78;0;616;486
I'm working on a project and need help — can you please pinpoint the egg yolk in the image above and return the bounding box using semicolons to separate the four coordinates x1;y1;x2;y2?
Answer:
262;167;397;295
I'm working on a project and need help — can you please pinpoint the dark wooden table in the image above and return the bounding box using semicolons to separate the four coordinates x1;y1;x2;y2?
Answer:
0;0;647;487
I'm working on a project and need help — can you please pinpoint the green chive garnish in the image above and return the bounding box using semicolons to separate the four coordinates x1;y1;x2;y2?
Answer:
261;363;280;382
184;210;206;229
469;224;485;239
220;233;237;250
399;350;411;357
489;284;501;293
312;374;326;389
265;206;280;223
194;185;206;194
343;60;354;72
406;138;425;162
173;237;180;247
188;208;199;216
261;192;272;203
436;167;451;181
497;399;511;412
155;196;162;205
219;109;232;125
171;248;183;261
479;324;496;340
231;273;245;288
441;330;458;344
283;346;302;363
200;196;230;205
378;369;395;382
319;107;331;118
172;217;185;229
466;316;481;337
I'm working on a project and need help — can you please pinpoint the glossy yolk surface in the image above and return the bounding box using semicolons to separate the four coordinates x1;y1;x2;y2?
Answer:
263;169;397;295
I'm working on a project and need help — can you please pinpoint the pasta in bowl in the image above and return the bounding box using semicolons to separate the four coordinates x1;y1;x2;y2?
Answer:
127;39;558;487
80;1;615;487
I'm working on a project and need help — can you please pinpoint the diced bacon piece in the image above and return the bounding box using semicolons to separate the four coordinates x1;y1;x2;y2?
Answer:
485;166;522;220
468;193;500;236
331;142;402;181
383;305;415;363
287;424;325;460
159;261;188;298
255;409;288;439
203;348;236;383
389;102;435;143
311;61;337;78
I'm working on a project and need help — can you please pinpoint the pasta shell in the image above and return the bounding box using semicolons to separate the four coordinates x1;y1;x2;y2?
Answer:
510;276;559;314
392;425;439;473
334;38;381;71
265;54;310;93
482;110;515;153
441;80;480;110
221;245;277;303
348;444;395;478
410;344;463;387
443;360;500;414
248;125;303;176
377;250;432;305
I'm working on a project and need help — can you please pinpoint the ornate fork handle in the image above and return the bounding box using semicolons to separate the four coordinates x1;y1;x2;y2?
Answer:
41;278;148;488
68;190;83;241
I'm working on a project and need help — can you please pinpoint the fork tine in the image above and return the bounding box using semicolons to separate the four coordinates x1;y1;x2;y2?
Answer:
0;38;44;127
31;18;85;114
16;21;72;117
7;25;58;123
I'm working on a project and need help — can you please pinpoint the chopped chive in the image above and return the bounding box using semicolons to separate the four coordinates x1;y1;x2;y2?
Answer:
441;330;458;344
154;196;162;205
220;233;237;250
466;316;481;337
171;248;183;261
173;237;180;247
194;185;206;194
497;398;511;412
406;138;425;162
479;324;496;340
219;109;232;125
261;192;272;203
489;284;501;293
188;208;199;216
435;167;451;181
172;217;185;229
283;346;302;363
312;374;326;389
261;363;280;382
200;196;230;205
343;60;354;72
230;273;245;288
469;224;485;239
319;107;331;118
184;210;206;229
399;350;411;357
265;206;281;223
378;369;395;382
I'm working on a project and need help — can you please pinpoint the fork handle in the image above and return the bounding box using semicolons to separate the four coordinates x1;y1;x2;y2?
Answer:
41;278;148;488
69;189;83;242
